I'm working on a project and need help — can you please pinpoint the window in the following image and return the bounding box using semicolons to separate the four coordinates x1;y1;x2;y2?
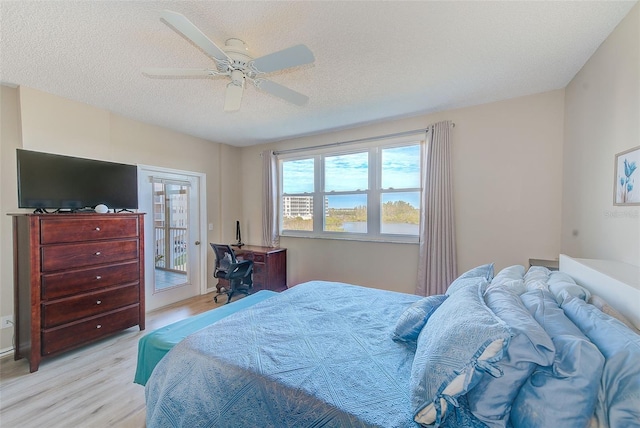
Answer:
279;136;423;242
282;158;314;231
324;152;369;233
380;145;421;235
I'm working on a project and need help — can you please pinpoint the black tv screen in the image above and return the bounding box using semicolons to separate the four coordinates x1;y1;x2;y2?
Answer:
17;149;138;211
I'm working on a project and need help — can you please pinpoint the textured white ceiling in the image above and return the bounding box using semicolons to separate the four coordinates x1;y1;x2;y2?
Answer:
1;1;636;147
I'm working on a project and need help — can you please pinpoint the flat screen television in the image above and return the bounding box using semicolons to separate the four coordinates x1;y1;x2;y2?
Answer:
16;149;138;212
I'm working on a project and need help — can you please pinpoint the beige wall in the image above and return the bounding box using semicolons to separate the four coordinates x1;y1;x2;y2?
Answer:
241;89;565;294
19;87;111;159
0;86;241;352
562;3;640;267
1;86;22;351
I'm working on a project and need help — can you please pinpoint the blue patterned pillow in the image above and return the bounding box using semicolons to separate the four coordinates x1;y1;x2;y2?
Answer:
562;296;640;427
393;295;448;344
446;263;494;295
467;288;555;427
411;278;510;426
511;290;604;428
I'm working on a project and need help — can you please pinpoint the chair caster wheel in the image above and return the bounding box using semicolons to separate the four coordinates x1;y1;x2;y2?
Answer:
214;296;219;303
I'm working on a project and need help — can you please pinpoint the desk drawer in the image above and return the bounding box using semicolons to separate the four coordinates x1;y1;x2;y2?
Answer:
239;251;265;264
42;305;140;355
43;284;139;328
41;239;139;272
40;217;139;244
253;263;265;283
42;260;139;299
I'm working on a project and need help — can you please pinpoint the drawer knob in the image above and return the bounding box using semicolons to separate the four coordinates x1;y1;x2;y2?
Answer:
95;227;101;231
95;252;101;256
96;324;102;329
96;276;102;280
96;300;102;305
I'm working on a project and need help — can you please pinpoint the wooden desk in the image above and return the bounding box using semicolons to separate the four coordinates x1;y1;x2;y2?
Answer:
217;245;287;293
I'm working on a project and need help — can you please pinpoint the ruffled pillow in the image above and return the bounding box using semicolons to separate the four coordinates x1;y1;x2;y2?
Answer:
446;263;494;295
411;278;509;426
467;287;555;427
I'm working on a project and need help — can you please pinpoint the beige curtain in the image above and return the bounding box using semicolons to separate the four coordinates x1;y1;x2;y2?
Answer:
262;150;280;247
416;120;457;296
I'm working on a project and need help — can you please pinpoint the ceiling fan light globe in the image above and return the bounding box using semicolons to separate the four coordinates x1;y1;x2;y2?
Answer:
229;69;246;86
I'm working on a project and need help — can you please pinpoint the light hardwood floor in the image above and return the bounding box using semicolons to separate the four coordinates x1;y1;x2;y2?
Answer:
0;293;224;428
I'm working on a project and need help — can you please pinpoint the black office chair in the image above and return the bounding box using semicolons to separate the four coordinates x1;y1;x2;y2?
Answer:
210;243;253;304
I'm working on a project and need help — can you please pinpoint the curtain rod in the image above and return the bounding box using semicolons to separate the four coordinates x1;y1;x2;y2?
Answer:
273;122;454;156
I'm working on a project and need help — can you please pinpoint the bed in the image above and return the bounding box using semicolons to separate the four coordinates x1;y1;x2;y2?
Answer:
139;255;640;428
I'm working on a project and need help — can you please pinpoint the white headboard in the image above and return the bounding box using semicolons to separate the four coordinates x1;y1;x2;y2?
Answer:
559;254;640;330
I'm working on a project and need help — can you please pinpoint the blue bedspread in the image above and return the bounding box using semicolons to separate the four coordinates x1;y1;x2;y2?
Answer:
134;290;278;386
145;281;423;427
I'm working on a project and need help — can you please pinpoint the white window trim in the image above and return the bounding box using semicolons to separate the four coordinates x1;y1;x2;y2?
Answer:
278;134;424;244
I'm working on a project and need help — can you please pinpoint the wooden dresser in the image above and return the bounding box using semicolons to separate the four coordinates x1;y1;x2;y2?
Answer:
217;245;287;293
11;213;145;372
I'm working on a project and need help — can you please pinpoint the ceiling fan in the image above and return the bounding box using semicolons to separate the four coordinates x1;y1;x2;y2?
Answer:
143;10;315;112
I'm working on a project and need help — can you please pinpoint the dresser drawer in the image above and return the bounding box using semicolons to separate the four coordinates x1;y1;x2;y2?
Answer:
42;305;140;356
42;260;139;300
41;239;139;272
42;284;140;328
40;216;139;244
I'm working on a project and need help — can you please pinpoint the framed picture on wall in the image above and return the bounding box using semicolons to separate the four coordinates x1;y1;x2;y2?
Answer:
614;145;640;206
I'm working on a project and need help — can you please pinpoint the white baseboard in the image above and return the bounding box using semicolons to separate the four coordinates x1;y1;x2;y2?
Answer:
0;347;15;358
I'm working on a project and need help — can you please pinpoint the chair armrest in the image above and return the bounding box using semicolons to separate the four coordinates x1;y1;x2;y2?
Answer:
226;260;253;279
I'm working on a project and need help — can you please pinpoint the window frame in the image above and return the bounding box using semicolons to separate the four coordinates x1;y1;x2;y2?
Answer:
278;134;424;243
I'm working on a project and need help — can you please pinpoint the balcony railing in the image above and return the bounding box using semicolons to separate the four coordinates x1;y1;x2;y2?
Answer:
154;226;188;273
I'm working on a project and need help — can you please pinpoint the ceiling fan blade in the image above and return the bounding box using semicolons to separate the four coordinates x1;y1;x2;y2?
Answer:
160;10;230;62
250;44;315;74
142;68;215;77
255;79;309;106
224;81;244;112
